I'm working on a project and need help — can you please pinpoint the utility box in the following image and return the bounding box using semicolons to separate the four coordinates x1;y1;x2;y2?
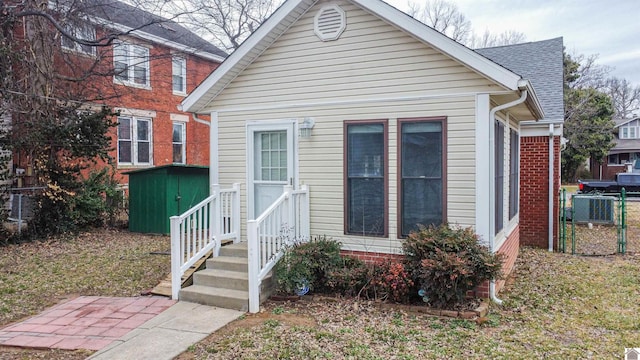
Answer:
125;165;209;234
572;196;615;224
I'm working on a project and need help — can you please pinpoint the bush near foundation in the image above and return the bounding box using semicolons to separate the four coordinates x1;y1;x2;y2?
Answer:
403;224;504;309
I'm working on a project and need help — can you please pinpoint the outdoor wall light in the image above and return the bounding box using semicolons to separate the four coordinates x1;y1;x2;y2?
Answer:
299;117;315;138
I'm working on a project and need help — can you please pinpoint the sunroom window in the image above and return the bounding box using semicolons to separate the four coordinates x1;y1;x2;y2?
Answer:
399;119;445;237
345;122;386;236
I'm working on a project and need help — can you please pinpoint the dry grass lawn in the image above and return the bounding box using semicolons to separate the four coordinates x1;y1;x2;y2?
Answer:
1;227;639;359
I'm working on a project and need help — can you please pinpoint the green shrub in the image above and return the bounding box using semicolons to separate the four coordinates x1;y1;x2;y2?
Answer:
325;256;372;297
402;224;504;309
273;236;343;295
26;168;124;238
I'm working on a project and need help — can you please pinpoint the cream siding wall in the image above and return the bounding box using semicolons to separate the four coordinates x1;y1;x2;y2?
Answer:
210;0;502;253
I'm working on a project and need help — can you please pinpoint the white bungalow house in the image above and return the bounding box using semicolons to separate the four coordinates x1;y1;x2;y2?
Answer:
173;0;563;312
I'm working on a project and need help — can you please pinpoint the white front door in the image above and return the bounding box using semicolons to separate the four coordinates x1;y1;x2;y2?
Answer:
247;121;296;219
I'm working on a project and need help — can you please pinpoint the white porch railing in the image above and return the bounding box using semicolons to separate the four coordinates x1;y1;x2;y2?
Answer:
247;185;310;313
170;183;241;299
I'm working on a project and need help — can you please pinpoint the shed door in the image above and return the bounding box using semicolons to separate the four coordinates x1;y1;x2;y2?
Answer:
247;121;296;219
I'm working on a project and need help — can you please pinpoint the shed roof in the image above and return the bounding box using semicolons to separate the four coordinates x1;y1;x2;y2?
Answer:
476;37;565;123
123;164;209;175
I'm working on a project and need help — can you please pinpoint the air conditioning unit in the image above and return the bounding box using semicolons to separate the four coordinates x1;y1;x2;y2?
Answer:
572;196;615;224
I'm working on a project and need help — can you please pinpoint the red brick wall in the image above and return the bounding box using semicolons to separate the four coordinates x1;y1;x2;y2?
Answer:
340;250;403;264
11;19;220;185
519;136;560;249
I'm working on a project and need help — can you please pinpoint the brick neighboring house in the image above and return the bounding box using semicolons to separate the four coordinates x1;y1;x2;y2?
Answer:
590;117;640;180
9;0;226;188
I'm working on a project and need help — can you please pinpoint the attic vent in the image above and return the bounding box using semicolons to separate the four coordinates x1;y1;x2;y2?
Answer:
314;5;346;41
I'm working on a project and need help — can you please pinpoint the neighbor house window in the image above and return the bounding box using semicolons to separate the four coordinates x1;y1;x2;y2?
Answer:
118;116;152;165
172;56;186;94
509;129;519;219
172;122;185;164
399;118;445;237
61;22;95;55
619;120;640;139
345;121;387;236
114;42;150;87
495;120;505;234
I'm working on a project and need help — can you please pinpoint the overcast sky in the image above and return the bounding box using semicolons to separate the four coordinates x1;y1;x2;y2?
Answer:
384;0;640;86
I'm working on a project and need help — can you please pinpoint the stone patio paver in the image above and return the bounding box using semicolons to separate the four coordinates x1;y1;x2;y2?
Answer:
0;296;175;351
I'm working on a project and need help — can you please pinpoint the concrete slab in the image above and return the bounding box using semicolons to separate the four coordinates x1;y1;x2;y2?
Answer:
88;301;244;360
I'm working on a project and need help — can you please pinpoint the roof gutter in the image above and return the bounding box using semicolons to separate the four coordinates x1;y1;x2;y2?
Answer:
518;79;545;120
488;89;528;306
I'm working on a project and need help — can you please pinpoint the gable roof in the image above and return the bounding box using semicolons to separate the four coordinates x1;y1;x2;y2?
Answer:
181;0;543;116
56;0;227;62
614;117;640;128
476;38;564;123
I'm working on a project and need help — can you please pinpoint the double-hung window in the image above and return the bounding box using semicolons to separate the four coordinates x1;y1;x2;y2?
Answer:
345;121;387;236
172;122;185;164
399;118;445;237
172;56;186;94
118;116;152;166
495;120;505;234
509;129;519;219
114;42;150;87
61;22;95;55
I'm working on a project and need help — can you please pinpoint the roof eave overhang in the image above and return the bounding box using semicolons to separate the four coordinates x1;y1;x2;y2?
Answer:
182;0;536;114
181;0;311;113
91;18;227;63
518;79;545;120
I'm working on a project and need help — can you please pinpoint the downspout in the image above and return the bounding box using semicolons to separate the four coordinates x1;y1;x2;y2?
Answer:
191;113;219;194
488;89;528;305
549;124;554;251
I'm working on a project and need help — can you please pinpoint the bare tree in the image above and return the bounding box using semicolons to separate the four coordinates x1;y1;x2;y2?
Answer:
407;0;471;43
605;77;640;119
163;0;283;52
468;29;527;49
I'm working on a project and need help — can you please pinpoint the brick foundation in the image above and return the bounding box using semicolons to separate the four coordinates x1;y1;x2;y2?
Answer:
475;225;519;298
340;250;402;264
519;136;560;249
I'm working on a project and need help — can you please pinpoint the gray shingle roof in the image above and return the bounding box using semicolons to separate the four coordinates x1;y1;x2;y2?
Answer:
66;0;227;59
476;37;564;122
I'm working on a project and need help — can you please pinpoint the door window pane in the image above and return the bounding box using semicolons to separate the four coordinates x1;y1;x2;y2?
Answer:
255;131;287;181
400;120;443;236
346;123;385;235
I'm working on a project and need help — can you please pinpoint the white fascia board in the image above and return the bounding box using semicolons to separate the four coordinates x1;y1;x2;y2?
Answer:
90;18;226;63
517;79;545;120
181;0;307;113
353;0;521;90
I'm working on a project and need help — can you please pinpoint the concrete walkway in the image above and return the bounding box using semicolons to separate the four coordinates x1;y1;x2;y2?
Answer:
88;301;243;360
0;296;244;360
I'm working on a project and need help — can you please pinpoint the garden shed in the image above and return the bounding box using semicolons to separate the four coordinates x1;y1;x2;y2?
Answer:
126;165;209;234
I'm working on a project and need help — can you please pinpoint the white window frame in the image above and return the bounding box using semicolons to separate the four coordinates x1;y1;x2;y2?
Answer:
117;116;153;166
113;42;151;88
61;22;96;55
172;122;186;164
172;56;187;95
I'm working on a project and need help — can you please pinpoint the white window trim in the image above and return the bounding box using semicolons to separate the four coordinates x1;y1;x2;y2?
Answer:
172;56;187;95
117;116;153;167
113;41;151;89
172;122;186;164
61;22;96;56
